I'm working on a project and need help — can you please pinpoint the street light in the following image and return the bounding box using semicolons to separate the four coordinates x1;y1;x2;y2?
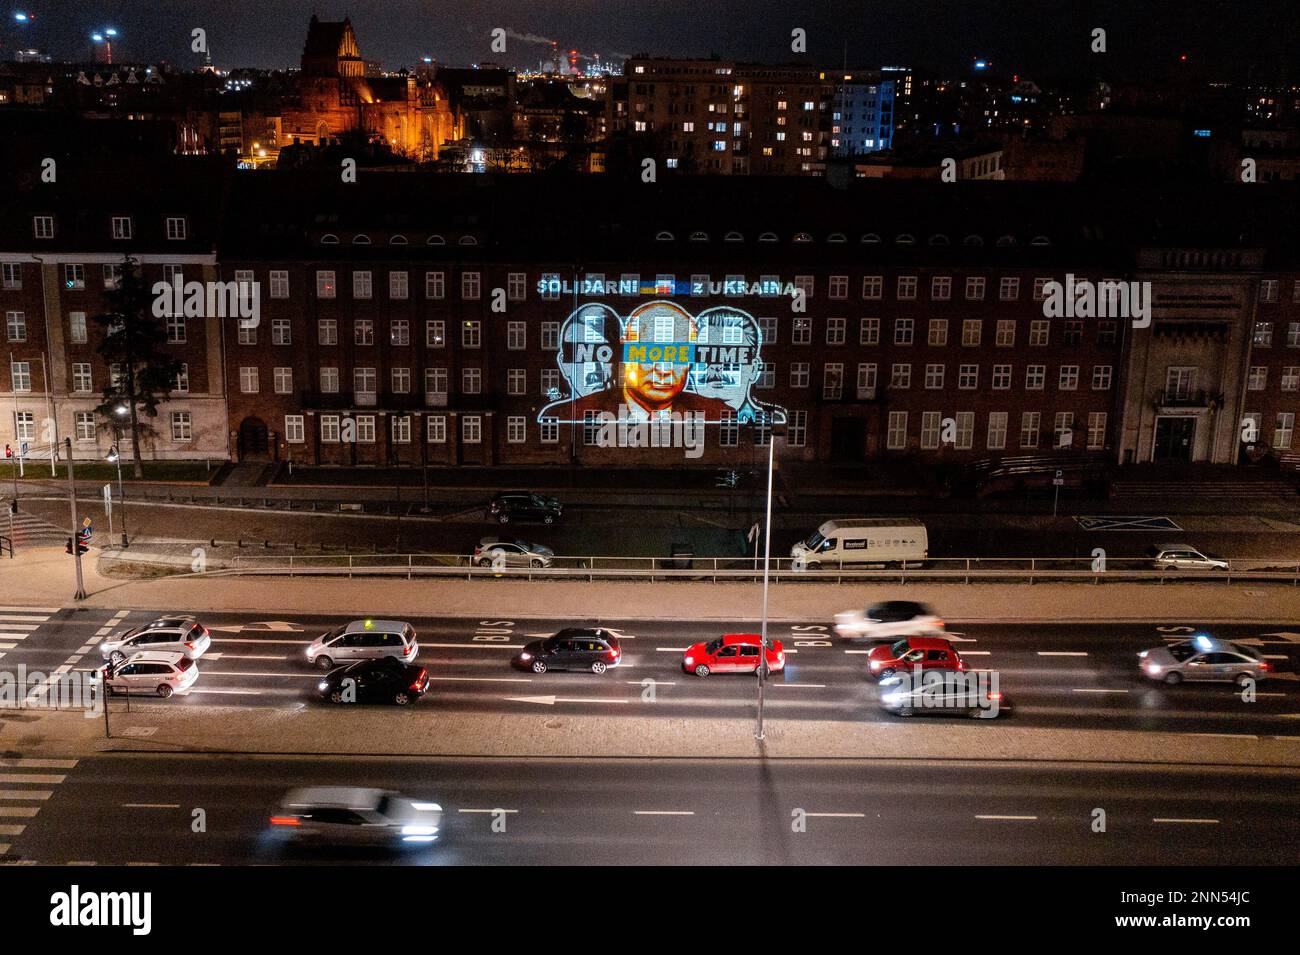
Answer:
755;418;784;742
90;26;118;63
106;446;128;548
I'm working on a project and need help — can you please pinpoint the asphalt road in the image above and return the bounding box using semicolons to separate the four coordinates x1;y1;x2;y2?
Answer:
4;754;1298;865
5;606;1300;735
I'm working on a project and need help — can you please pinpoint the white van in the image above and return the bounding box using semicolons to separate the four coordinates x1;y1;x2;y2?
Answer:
790;519;928;569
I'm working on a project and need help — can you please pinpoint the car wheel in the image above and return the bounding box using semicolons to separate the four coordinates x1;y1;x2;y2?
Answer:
156;684;173;699
109;650;125;665
543;514;555;525
894;708;912;718
591;660;608;674
315;655;334;671
530;559;544;568
328;689;345;704
1163;671;1183;685
393;691;412;706
806;561;821;570
693;664;711;677
1234;673;1253;687
497;514;510;525
477;558;492;568
878;668;896;679
531;660;547;673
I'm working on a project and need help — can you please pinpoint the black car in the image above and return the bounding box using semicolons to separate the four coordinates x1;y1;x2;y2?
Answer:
487;491;563;525
512;628;622;674
317;656;429;706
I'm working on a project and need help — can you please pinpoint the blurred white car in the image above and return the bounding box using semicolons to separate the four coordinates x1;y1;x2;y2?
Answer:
99;651;198;698
834;600;945;641
1147;545;1228;571
269;787;443;846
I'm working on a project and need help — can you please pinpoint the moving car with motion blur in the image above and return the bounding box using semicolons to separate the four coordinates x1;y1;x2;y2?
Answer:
791;519;928;569
317;656;430;705
1147;545;1229;571
833;601;945;641
269;787;443;846
877;673;1007;719
682;633;785;677
487;491;563;525
472;537;554;568
99;615;211;665
1138;634;1270;686
306;619;419;671
867;636;966;680
98;651;199;698
513;628;621;674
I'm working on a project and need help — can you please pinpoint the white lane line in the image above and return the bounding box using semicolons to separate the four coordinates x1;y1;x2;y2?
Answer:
844;650;870;655
772;683;827;688
425;642;523;650
1190;732;1257;740
1037;651;1088;657
0;791;51;800
625;680;677;686
204;654;287;661
0;632;34;639
1071;688;1130;694
65;861;97;866
960;651;992;656
0;759;76;769
0;606;60;613
199;671;317;679
0;644;15;651
122;804;179;809
1264;654;1289;660
1153;818;1219;825
211;638;310;646
457;808;518;814
190;688;262;696
974;814;1038;821
0;825;26;836
804;812;866;818
0;615;49;623
0;626;40;634
656;647;689;652
428;676;532;684
0;807;39;818
633;810;695;816
126;862;161;866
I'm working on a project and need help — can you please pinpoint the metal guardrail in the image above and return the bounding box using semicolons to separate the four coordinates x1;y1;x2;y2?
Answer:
192;553;1300;585
0;534;11;558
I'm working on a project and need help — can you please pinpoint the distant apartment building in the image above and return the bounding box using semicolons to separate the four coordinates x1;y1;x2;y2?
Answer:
830;75;894;156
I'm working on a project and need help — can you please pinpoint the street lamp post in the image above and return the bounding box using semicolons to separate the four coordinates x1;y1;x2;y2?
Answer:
755;420;782;742
106;446;128;548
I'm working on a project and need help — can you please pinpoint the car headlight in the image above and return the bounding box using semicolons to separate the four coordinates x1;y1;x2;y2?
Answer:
401;824;439;837
1146;664;1162;675
870;660;881;670
410;802;442;812
882;692;905;704
317;681;329;691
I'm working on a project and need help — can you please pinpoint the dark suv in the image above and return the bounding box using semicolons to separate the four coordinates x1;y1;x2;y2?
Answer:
488;491;563;525
512;628;622;674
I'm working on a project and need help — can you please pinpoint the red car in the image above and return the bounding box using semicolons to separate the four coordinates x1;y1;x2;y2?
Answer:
867;636;965;680
682;633;785;677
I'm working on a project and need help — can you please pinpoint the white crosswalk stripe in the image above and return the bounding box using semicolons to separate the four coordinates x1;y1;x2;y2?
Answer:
0;759;77;859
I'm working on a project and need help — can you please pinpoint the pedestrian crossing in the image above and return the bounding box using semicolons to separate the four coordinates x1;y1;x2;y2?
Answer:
0;757;77;859
0;607;60;662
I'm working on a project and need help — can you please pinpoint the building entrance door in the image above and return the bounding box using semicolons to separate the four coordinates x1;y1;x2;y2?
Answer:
1153;416;1195;462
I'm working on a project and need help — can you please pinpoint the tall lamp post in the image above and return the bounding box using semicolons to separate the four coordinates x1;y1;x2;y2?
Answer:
90;26;117;64
106;445;128;548
755;419;784;741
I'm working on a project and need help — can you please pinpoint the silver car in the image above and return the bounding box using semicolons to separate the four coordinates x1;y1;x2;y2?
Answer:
306;619;419;670
472;537;554;568
1148;545;1229;571
269;787;443;846
100;615;211;665
1139;635;1271;686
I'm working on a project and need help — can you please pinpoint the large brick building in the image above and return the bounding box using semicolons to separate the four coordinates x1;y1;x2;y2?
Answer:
3;168;1299;472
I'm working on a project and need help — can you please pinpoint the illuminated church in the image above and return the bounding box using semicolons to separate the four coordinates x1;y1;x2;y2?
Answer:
282;16;459;161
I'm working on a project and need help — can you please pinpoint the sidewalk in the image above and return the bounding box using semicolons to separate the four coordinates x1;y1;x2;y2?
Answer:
3;545;1300;623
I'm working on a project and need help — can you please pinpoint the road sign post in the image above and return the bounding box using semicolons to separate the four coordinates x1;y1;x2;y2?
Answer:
66;437;85;600
1053;469;1064;517
103;483;113;542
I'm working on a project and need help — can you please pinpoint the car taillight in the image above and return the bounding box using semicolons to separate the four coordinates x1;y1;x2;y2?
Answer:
404;643;415;655
185;641;196;650
607;649;619;660
934;619;944;629
988;692;1003;701
1260;662;1272;671
411;668;428;690
269;816;301;827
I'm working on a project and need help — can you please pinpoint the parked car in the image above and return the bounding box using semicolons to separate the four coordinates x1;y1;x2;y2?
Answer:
487;491;563;525
1138;634;1271;686
878;675;1008;719
306;619;419;671
682;633;785;677
867;636;966;680
1147;545;1229;571
512;628;621;674
834;601;945;641
317;656;430;705
472;537;554;568
99;616;211;665
98;651;198;698
269;787;443;846
791;519;928;568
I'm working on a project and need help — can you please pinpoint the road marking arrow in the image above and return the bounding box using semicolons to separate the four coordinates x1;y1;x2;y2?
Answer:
208;621;306;634
503;695;631;706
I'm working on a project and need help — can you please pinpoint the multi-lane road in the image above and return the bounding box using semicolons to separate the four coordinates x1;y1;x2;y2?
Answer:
4;605;1300;734
3;754;1299;865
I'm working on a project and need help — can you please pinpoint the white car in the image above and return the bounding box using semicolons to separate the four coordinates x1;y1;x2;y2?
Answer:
1147;545;1229;571
99;651;199;698
833;600;945;641
306;619;419;671
269;787;444;846
99;616;211;665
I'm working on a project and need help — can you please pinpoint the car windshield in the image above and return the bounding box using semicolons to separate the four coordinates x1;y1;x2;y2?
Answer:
1167;642;1196;662
804;532;825;550
890;639;910;656
705;638;723;654
322;625;346;641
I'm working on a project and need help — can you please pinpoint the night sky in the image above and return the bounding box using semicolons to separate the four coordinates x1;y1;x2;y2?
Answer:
4;0;1297;80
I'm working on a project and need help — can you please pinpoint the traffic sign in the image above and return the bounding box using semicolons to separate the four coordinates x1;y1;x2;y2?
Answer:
19;441;28;457
1053;469;1064;487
